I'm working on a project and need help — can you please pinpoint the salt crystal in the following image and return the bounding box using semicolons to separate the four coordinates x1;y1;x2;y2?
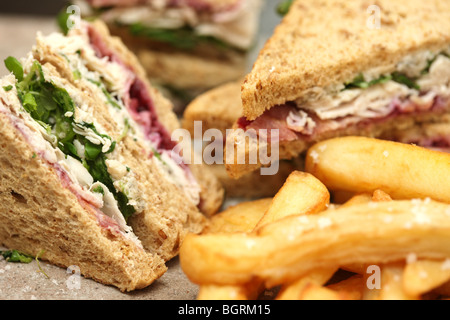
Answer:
309;150;319;163
406;253;417;264
297;216;309;224
441;258;450;271
318;144;327;152
318;217;332;229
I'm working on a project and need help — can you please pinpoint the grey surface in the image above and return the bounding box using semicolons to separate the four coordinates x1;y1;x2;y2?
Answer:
0;1;282;300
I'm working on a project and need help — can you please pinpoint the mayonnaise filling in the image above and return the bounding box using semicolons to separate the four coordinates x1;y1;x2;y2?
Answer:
288;50;450;132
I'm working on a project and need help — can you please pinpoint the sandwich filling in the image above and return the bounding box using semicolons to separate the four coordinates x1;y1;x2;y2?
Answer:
34;22;201;206
75;0;261;52
238;48;450;144
1;60;142;247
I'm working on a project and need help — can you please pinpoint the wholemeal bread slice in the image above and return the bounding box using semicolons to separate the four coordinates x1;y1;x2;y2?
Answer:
0;77;166;292
242;0;450;120
226;0;450;179
29;21;225;261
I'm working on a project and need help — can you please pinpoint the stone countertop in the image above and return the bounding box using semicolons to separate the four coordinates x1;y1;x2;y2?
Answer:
0;248;198;300
0;3;281;300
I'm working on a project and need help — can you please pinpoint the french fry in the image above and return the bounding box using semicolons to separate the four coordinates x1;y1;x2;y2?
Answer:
372;189;393;202
305;136;450;203
298;282;353;300
276;268;338;300
377;263;419;300
402;259;450;297
197;281;265;300
198;198;271;300
198;172;330;299
340;193;372;208
180;199;450;288
253;171;330;230
326;274;364;300
204;198;272;234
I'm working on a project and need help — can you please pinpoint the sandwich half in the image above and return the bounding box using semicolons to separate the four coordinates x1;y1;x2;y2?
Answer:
0;61;166;292
183;79;303;198
31;20;224;260
72;0;263;110
225;0;450;178
0;20;224;290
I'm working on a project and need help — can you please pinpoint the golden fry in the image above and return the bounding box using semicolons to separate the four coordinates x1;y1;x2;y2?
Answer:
253;171;329;230
180;199;450;287
204;198;272;234
298;282;351;300
197;281;265;300
305;136;450;203
198;198;271;300
377;263;419;300
326;274;364;300
402;259;450;297
276;268;337;300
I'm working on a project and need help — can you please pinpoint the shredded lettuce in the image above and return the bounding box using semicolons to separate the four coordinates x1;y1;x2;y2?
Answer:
4;56;24;82
1;250;33;263
277;0;294;16
128;23;244;52
4;57;135;221
344;52;450;91
344;72;420;90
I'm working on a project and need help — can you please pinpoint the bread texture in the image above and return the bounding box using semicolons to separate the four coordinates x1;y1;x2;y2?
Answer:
242;0;450;120
0;110;166;292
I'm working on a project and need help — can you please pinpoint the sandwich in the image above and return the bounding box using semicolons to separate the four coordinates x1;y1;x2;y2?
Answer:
71;0;263;110
225;0;450;179
183;79;303;198
379;114;450;154
0;20;223;291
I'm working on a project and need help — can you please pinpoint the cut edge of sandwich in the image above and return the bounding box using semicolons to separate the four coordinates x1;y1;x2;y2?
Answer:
33;19;224;217
0;72;167;292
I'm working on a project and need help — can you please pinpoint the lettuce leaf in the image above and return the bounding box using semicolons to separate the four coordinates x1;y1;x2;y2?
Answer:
4;57;135;220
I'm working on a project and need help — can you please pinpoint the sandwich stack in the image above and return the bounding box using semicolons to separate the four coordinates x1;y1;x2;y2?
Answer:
0;19;224;292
